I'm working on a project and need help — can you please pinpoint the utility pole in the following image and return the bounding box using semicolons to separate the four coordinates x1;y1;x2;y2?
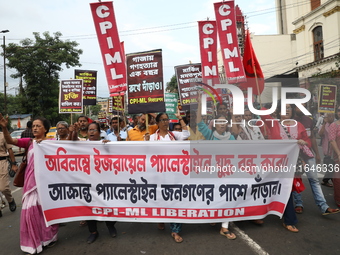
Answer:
1;30;10;114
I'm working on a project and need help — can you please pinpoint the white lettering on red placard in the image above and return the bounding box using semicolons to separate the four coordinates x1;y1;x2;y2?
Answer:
90;2;127;94
214;1;246;84
198;21;219;86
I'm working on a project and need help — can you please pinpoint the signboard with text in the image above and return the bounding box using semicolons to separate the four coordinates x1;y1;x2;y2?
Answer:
111;94;125;115
318;84;337;113
165;93;178;122
127;49;165;114
75;69;97;105
59;79;83;113
175;63;202;111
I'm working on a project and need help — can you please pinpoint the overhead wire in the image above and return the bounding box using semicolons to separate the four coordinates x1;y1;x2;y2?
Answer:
2;0;337;84
4;0;312;42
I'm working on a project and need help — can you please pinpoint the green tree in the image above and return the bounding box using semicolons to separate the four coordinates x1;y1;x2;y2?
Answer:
3;31;83;124
89;104;102;117
166;74;179;94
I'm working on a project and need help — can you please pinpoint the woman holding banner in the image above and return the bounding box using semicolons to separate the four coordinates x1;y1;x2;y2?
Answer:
56;121;69;140
69;122;117;244
0;114;59;254
196;95;237;240
145;110;189;243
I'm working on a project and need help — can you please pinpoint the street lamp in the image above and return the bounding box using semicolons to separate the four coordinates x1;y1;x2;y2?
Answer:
1;29;9;114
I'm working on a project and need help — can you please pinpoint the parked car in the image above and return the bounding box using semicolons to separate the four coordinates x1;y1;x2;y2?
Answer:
10;129;24;139
10;129;25;154
46;127;56;139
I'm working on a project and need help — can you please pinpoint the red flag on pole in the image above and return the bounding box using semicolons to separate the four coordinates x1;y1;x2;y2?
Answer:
239;30;264;95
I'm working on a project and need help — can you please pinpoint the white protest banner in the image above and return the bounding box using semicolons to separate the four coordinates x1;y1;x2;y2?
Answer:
34;140;299;226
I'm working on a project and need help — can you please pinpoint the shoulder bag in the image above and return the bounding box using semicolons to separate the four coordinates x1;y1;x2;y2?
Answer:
279;124;306;193
13;139;32;187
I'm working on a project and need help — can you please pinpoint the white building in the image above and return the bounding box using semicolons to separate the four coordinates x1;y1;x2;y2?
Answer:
249;0;340;105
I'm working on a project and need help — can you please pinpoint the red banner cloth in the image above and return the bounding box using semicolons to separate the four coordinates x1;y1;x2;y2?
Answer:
239;30;264;95
214;1;246;84
90;2;127;94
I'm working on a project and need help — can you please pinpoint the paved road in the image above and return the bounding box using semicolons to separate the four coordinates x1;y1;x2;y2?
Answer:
1;153;340;255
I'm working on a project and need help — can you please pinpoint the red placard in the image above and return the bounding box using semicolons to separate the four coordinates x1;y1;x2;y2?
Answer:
175;63;202;111
111;94;125;115
74;69;97;105
318;84;337;113
214;1;246;84
127;49;165;114
90;2;127;94
198;21;219;86
59;79;83;113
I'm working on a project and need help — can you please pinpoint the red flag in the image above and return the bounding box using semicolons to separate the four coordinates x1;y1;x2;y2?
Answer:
239;30;264;95
17;118;21;128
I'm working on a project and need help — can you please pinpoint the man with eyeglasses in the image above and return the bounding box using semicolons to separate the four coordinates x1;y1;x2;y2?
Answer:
127;113;157;141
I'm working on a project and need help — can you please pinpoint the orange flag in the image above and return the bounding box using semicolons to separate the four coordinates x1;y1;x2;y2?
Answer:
17;118;21;128
239;30;264;95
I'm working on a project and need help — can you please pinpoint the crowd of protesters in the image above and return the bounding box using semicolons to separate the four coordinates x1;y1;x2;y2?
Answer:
1;98;340;254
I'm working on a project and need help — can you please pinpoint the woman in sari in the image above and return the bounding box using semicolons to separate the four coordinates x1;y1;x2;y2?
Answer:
0;114;58;254
145;110;189;243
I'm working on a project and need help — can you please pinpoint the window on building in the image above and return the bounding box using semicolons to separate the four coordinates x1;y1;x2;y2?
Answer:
311;0;321;11
313;26;324;61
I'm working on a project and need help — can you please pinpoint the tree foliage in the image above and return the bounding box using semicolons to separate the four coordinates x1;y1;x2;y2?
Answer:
3;31;83;124
166;74;179;94
89;104;102;116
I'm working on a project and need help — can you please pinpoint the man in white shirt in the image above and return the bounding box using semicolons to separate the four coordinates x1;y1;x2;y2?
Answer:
107;116;127;141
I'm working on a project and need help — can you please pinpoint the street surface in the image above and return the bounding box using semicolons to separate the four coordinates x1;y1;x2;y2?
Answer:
1;144;340;255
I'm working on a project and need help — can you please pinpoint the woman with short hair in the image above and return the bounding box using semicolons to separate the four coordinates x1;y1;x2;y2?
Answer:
0;114;58;254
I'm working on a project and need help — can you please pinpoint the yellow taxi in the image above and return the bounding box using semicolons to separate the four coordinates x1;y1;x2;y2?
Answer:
46;127;57;139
